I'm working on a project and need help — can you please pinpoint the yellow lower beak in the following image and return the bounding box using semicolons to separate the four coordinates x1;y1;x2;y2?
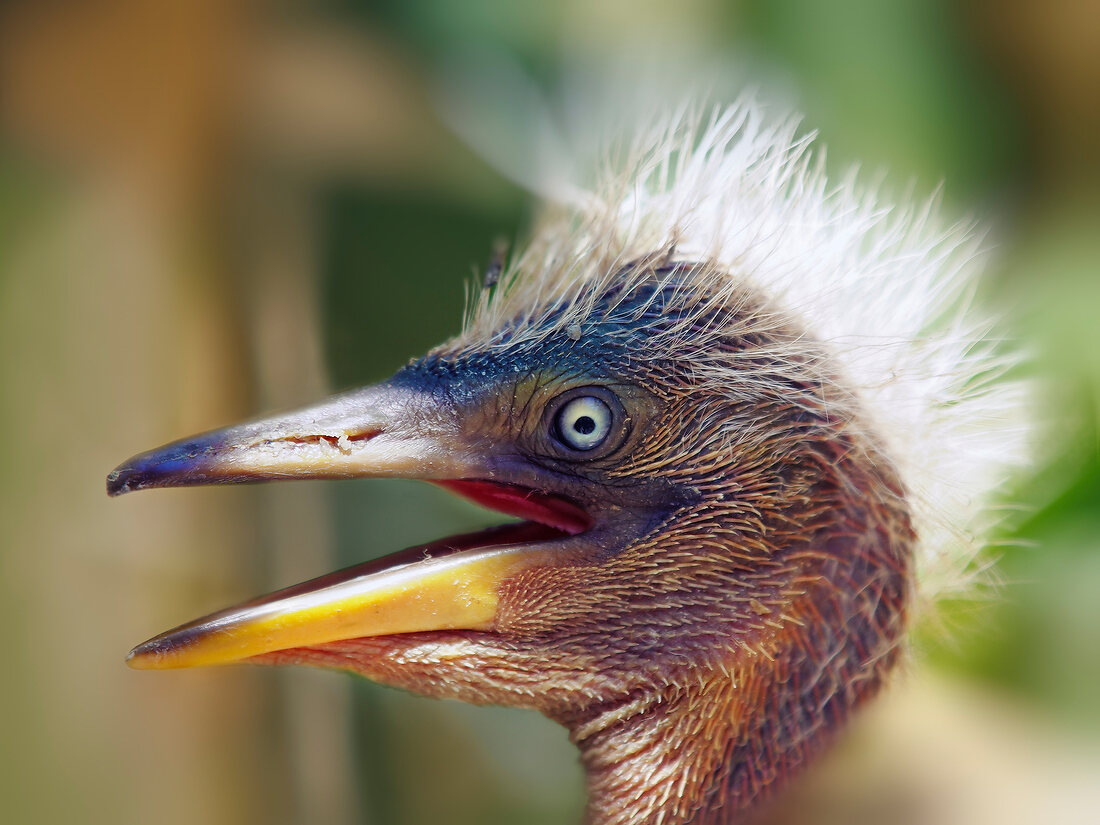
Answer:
127;525;553;669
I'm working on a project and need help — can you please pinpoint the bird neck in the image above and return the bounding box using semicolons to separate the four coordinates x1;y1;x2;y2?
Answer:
561;521;910;825
565;676;742;825
569;659;899;825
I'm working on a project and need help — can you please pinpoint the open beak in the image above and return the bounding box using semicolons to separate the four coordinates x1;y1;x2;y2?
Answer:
108;381;588;670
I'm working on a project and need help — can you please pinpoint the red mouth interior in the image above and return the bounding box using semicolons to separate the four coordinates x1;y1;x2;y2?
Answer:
436;479;591;535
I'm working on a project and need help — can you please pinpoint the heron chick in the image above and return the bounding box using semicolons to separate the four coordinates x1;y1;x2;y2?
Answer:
108;103;1025;825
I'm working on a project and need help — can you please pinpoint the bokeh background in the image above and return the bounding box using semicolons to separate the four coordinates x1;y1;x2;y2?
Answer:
1;2;1098;824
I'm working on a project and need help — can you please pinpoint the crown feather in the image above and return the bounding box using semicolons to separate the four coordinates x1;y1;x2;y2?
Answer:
455;99;1029;610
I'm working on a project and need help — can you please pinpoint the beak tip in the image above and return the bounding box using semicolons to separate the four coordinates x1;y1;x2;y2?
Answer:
106;467;137;497
125;646;150;670
106;437;225;498
126;638;172;670
106;450;174;497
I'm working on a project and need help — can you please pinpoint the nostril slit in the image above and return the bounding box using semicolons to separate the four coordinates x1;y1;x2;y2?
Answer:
268;427;383;447
346;428;383;442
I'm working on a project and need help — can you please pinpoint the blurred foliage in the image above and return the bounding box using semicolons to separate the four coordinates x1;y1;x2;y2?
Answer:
740;0;1025;194
321;186;524;387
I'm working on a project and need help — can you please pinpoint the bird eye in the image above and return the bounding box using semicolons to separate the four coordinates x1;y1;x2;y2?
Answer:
554;395;613;451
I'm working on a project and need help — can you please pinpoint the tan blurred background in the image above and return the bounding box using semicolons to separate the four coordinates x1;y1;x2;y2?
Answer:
1;2;1097;824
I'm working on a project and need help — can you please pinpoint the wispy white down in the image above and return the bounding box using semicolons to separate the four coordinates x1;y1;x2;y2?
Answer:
455;99;1030;611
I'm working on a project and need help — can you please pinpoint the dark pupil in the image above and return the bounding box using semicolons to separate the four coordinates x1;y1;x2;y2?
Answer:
573;415;596;435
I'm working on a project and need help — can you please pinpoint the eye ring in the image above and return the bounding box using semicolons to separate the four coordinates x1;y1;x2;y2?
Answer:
556;395;612;451
545;386;629;458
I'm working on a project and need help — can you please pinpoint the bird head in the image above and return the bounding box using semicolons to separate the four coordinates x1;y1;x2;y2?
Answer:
108;105;1019;824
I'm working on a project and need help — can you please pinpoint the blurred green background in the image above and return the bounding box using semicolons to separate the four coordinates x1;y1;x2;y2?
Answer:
1;1;1097;823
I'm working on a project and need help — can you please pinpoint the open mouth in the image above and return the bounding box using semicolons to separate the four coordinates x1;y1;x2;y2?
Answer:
125;478;592;670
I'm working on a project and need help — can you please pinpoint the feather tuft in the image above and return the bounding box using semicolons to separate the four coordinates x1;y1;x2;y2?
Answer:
454;98;1030;611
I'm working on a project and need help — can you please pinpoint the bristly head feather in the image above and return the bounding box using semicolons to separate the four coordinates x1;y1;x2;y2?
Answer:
451;98;1029;613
